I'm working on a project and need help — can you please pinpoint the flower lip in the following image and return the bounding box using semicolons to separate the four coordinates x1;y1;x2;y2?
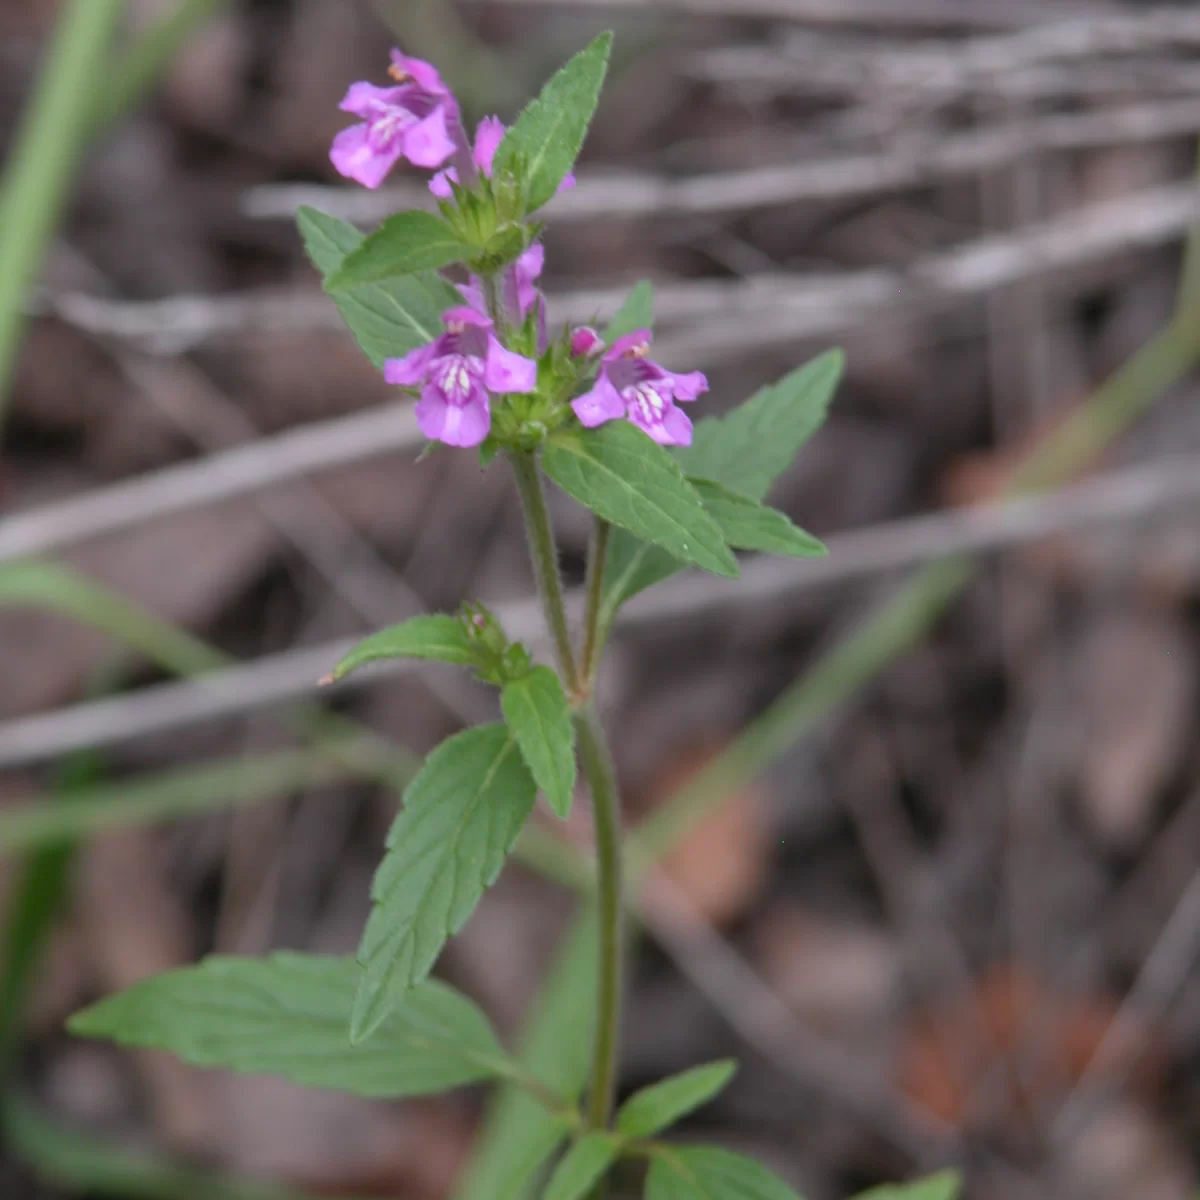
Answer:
442;305;491;330
606;330;654;361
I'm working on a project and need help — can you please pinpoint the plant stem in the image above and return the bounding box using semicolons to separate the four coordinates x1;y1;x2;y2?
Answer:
0;0;127;425
579;517;611;689
508;451;580;690
573;706;624;1131
508;456;625;1142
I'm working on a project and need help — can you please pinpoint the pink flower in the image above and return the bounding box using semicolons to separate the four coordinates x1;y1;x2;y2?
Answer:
430;116;577;202
570;326;604;358
384;307;537;448
330;51;459;190
461;242;548;345
571;331;707;447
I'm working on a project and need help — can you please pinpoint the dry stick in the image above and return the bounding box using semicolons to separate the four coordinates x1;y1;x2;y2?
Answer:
641;869;956;1164
0;402;422;565
242;97;1200;224
1052;871;1200;1144
452;0;1103;30
4;450;1200;768
686;9;1200;93
36;179;1200;370
640;872;1047;1197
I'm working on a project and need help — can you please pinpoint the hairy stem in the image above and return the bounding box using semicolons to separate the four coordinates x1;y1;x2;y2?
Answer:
508;456;625;1144
573;705;625;1132
579;517;611;690
508;451;580;690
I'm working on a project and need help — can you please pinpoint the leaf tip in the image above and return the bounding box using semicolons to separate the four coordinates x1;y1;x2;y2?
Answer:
349;974;390;1046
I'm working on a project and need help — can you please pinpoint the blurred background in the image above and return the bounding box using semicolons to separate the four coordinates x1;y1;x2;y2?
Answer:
2;1;1200;1197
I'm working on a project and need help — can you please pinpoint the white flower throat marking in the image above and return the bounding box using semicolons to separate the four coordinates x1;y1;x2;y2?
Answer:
626;380;668;424
435;357;476;404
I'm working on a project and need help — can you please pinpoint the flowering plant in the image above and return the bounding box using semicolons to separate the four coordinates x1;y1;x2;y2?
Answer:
67;34;959;1200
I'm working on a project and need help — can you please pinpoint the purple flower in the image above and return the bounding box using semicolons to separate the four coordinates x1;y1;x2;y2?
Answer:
460;242;548;346
570;326;604;358
571;331;708;447
383;307;537;448
330;51;459;190
430;115;577;202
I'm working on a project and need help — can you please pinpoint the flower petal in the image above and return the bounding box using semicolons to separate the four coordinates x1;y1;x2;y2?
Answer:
383;342;437;386
606;330;653;361
570;327;604;358
473;116;506;176
417;383;490;447
509;243;545;319
403;106;456;168
389;51;451;98
458;277;488;317
338;82;405;119
659;404;694;446
668;369;708;403
429;167;458;198
443;306;491;330
484;336;537;394
556;171;577;194
572;374;626;427
627;399;688;446
330;123;403;189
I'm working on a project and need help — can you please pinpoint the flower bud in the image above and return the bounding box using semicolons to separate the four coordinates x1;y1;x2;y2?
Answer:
570;326;604;358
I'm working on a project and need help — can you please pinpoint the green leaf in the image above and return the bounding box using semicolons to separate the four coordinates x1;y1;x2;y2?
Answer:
616;1060;736;1138
353;723;537;1043
602;280;653;343
297;206;461;367
647;1148;804;1200
327;615;476;683
682;349;844;502
543;423;737;579
328;210;475;289
493;32;613;214
501;666;577;818
599;348;844;623
70;953;511;1098
542;1134;619;1200
688;481;826;559
853;1171;963;1200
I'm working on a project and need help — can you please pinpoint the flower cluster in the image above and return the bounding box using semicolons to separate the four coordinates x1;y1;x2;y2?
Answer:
329;50;707;449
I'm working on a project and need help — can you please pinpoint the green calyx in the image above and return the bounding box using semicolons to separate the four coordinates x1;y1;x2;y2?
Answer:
457;601;534;686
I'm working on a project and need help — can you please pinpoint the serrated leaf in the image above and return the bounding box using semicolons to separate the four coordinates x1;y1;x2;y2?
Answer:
602;280;653;343
543;423;737;579
683;349;844;502
853;1171;962;1200
616;1060;736;1138
328;210;475;289
353;724;536;1043
494;32;613;214
599;349;844;623
328;615;476;683
647;1147;804;1200
689;481;826;559
70;953;510;1097
297;206;462;367
542;1134;619;1200
501;666;577;818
